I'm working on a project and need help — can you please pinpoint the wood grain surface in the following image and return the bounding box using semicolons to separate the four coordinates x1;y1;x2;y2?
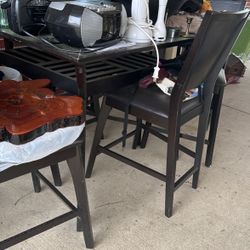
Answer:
0;79;84;144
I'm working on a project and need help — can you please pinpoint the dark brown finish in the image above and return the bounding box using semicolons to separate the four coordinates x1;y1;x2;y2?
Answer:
32;164;62;193
0;140;94;249
0;77;93;248
86;10;250;218
205;71;226;166
0;48;177;96
139;68;227;168
0;29;193;64
0;20;193;250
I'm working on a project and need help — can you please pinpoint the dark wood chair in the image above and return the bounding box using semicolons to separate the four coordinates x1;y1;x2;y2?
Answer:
0;139;94;249
137;68;227;168
0;79;94;248
205;69;226;166
85;10;250;217
31;96;102;193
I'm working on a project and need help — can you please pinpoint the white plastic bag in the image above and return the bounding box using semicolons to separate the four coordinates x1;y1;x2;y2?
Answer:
0;123;84;172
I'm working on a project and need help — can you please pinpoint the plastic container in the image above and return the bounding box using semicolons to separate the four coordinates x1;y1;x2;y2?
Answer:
0;66;23;81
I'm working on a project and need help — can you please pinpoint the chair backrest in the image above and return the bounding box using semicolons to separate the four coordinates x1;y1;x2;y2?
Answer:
177;10;250;92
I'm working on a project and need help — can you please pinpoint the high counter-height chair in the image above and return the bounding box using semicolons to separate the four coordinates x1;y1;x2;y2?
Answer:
137;65;227;168
85;10;250;218
0;80;94;249
0;139;94;249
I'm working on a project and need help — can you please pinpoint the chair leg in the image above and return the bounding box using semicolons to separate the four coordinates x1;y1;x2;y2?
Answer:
205;86;224;167
140;123;181;161
50;164;62;186
31;171;41;193
92;96;101;118
32;165;61;193
67;145;94;249
85;101;112;178
92;96;105;139
132;118;142;149
192;110;211;189
140;122;151;148
165;123;180;218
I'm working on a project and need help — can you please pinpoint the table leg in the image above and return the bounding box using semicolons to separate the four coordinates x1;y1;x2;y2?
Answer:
75;64;87;163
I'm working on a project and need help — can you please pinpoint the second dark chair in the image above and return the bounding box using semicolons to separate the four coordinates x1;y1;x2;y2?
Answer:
86;10;249;217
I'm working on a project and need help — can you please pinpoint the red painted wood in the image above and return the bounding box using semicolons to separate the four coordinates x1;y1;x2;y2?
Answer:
0;79;83;139
0;38;4;49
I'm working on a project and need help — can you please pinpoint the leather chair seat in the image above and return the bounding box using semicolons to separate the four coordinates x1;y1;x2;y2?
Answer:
106;84;203;128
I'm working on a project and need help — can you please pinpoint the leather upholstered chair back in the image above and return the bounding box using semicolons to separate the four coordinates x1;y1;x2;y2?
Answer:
177;10;250;92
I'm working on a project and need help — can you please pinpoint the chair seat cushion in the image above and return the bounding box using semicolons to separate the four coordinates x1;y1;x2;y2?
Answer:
106;84;203;127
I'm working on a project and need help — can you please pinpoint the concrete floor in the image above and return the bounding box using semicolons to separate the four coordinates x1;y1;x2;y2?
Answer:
1;62;250;250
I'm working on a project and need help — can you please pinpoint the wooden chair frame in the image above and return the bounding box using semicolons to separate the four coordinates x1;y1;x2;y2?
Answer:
0;139;94;249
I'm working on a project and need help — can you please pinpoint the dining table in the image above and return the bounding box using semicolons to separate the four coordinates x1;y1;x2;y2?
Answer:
0;27;193;145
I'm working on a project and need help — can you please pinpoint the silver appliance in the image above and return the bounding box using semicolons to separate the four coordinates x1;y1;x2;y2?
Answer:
45;0;127;47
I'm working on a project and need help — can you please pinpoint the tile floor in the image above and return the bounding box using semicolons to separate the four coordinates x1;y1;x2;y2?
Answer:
1;62;250;250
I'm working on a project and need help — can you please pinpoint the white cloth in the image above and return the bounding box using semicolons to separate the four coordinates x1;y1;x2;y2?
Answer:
0;124;84;172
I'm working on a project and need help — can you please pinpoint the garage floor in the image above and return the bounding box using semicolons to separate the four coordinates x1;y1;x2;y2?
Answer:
1;62;250;250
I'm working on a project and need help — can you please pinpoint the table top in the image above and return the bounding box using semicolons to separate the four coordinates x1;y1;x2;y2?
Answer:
0;28;194;65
